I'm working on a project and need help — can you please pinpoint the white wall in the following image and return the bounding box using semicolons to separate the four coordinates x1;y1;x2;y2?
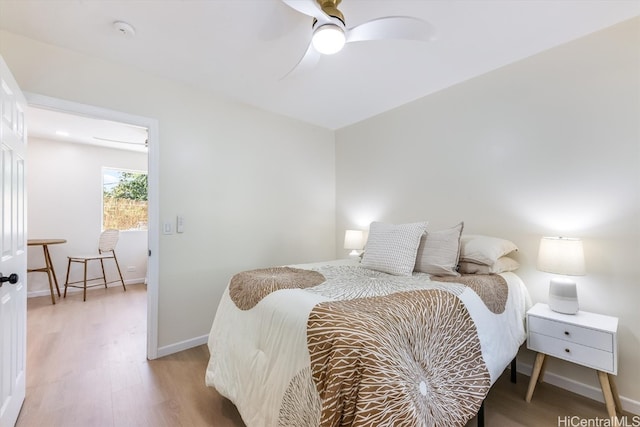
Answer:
26;137;148;297
335;18;640;409
0;31;336;350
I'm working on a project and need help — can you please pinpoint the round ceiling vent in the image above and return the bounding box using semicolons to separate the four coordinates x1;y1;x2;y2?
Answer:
113;21;136;37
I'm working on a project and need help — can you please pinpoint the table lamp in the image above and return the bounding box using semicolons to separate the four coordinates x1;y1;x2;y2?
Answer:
344;230;364;257
536;236;585;314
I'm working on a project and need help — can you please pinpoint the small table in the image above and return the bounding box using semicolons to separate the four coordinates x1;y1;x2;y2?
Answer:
27;239;67;305
525;303;621;420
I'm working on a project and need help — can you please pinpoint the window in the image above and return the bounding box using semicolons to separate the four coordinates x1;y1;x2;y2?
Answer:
103;168;148;231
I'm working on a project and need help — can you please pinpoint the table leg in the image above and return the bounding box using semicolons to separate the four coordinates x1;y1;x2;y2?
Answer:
597;370;620;423
43;244;61;297
608;374;623;414
526;353;546;402
538;354;547;383
40;245;56;305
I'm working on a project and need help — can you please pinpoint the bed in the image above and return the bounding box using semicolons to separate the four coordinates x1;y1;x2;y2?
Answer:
205;224;531;426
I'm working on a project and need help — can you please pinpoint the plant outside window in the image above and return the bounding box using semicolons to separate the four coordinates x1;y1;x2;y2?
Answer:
103;168;148;231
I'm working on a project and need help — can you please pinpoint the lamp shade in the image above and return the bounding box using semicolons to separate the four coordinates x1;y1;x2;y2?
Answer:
537;236;585;315
537;237;585;276
344;230;364;250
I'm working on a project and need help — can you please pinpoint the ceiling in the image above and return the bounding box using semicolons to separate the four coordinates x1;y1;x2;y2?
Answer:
1;0;639;132
26;106;148;153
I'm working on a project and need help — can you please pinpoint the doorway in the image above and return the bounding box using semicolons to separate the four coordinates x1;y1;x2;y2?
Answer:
25;93;159;359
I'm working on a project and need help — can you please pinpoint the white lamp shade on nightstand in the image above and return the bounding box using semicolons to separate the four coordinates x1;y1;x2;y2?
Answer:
537;237;585;315
344;230;365;257
344;230;364;256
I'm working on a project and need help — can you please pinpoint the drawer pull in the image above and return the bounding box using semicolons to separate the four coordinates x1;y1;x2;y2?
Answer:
565;348;571;353
564;331;570;336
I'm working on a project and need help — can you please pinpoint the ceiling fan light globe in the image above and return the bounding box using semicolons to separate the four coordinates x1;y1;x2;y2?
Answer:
312;24;345;55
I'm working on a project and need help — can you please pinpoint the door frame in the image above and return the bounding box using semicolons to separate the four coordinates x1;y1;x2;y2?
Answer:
25;92;160;359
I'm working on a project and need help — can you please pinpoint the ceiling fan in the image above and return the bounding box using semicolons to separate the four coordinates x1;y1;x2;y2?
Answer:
281;0;435;78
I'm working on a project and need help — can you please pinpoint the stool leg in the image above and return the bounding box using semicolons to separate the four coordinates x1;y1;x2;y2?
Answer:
83;260;88;302
112;252;126;292
99;258;107;288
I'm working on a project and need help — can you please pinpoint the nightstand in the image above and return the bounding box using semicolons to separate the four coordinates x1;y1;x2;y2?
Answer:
525;303;622;419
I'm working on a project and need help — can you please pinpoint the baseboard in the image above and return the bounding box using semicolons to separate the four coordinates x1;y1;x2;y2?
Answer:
156;334;208;358
27;289;57;298
517;361;640;416
27;278;145;298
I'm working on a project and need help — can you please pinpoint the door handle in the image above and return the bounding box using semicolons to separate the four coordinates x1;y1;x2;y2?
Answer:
0;273;19;287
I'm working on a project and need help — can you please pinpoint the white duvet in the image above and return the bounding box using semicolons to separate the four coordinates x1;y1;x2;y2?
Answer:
205;259;530;426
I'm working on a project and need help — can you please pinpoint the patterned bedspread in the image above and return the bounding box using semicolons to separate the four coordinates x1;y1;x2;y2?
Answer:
206;260;530;426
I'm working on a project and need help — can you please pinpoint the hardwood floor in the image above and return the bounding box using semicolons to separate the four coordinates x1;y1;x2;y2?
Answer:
18;284;630;427
18;284;243;427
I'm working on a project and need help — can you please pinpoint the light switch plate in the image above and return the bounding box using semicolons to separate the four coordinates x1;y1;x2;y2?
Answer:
163;221;173;234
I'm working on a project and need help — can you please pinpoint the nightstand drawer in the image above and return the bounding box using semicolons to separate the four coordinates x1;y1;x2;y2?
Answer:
529;332;614;373
528;315;613;352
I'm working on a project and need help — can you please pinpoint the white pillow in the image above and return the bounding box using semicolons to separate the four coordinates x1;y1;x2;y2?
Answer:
458;256;520;274
414;222;464;277
361;221;427;276
459;234;518;266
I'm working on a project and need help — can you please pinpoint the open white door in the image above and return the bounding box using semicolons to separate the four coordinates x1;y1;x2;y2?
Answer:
0;55;27;427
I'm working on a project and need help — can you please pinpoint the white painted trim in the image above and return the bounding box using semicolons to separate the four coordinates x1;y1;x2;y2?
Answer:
26;279;145;298
518;361;640;416
23;92;160;360
156;334;209;358
27;290;56;298
145;103;160;360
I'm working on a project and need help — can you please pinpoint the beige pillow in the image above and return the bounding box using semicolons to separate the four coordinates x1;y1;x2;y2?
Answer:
414;222;464;276
459;235;518;266
458;256;520;274
361;221;427;276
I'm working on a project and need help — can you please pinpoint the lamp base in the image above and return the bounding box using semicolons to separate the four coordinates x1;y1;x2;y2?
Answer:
548;277;579;314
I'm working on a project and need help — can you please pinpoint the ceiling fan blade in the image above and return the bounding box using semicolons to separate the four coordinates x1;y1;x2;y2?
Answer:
280;41;321;80
281;0;322;17
94;136;147;146
346;16;435;44
282;0;332;24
